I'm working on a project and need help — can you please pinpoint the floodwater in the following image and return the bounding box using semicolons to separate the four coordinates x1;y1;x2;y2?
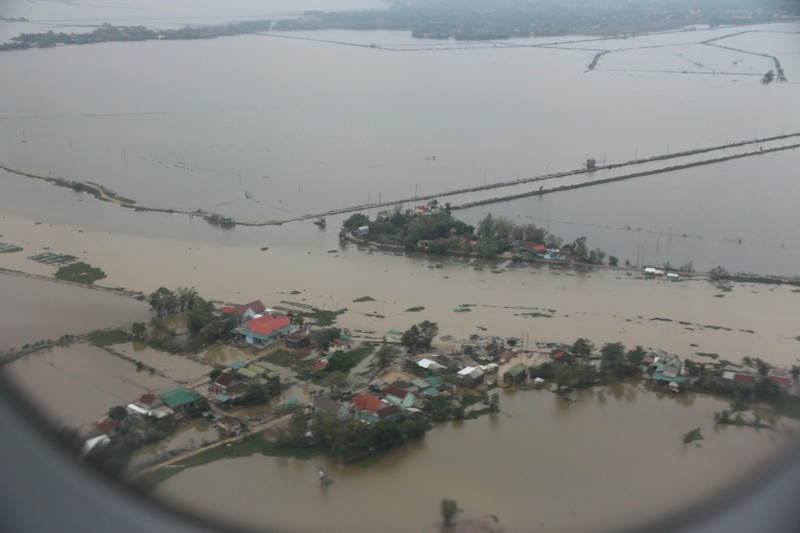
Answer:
157;383;800;533
1;23;799;273
1;10;799;533
117;342;212;384
0;273;150;353
1;343;176;427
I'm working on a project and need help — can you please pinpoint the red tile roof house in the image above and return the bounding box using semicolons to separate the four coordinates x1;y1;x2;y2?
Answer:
126;392;173;418
552;351;575;365
222;299;267;321
767;375;793;389
352;393;387;424
95;419;121;437
233;313;296;347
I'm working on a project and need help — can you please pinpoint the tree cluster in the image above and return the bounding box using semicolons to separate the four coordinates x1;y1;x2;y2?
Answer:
147;286;238;347
400;321;439;353
298;411;430;462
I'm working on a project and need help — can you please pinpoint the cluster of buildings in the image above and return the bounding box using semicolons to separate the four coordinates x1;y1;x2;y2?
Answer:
207;361;280;407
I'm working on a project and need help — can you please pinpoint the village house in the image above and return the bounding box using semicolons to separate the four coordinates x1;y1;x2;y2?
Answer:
95;418;121;438
235;363;281;394
382;385;415;408
650;354;686;383
503;363;527;386
457;366;486;388
415;357;446;372
126;392;173;418
285;331;310;349
233;313;296;347
552;350;575;365
208;374;247;405
222;299;267;322
376;404;401;421
312;395;351;421
351;393;387;424
157;388;201;416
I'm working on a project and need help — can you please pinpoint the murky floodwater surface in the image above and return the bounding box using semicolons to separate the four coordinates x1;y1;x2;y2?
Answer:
1;7;799;532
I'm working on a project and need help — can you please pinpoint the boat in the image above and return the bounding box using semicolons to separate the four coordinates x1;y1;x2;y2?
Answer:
313;217;326;228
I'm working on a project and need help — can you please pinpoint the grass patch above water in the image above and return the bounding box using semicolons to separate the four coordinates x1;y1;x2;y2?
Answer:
353;296;375;302
134;435;327;493
55;261;106;285
299;308;347;327
683;428;703;445
259;349;296;367
87;329;132;346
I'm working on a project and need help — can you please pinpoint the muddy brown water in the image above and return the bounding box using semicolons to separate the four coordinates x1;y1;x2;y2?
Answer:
156;383;799;533
0;21;799;531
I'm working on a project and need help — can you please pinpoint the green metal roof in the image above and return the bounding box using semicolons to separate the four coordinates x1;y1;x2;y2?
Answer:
159;388;199;408
237;367;258;379
505;363;527;376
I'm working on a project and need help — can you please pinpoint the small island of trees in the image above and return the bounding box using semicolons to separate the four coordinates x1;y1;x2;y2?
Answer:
342;204;610;264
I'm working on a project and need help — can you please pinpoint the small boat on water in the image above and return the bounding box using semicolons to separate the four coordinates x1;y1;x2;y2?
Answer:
313;217;326;228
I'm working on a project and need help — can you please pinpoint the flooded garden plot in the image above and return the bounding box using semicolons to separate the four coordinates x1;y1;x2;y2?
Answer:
0;272;150;353
1;343;175;427
128;418;219;471
115;343;212;384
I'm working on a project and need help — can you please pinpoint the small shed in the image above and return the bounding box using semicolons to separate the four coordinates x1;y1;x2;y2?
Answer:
503;363;527;386
457;366;485;388
286;331;310;349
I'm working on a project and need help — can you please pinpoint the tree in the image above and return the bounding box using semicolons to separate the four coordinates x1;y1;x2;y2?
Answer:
401;321;439;353
555;364;576;392
131;322;147;340
626;345;646;368
342;213;370;231
755;358;770;377
489;391;500;413
601;342;627;376
791;365;800;381
608;255;619;267
374;343;396;370
321;371;349;398
572;236;588;262
418;321;439;350
311;328;340;351
753;379;781;403
176;286;200;312
108;405;128;421
572;338;594;359
148;287;177;317
440;498;460;527
237;382;270;406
